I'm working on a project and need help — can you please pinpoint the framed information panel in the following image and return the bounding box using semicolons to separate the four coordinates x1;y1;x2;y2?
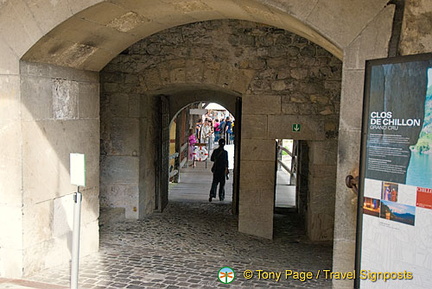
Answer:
356;53;432;289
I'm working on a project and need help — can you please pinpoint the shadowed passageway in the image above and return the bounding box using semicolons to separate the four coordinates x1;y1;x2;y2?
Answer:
1;159;332;289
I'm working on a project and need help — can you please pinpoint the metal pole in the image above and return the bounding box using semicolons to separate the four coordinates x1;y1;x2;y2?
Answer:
71;188;82;289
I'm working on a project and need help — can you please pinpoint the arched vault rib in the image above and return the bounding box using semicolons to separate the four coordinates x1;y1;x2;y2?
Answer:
22;0;343;71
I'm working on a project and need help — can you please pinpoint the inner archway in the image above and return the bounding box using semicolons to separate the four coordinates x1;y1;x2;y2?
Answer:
168;101;237;205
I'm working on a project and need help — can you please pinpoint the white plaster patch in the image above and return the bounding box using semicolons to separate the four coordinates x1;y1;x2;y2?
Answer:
173;0;213;12
107;12;148;33
52;78;78;119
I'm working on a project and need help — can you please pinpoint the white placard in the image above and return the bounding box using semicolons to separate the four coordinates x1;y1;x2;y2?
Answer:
189;108;207;115
70;153;86;187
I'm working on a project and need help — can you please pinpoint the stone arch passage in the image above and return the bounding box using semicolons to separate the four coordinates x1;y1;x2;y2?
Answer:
166;97;240;211
100;19;343;242
101;82;242;219
0;0;395;282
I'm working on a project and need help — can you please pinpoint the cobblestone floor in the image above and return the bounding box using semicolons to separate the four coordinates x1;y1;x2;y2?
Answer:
2;159;333;289
15;200;333;289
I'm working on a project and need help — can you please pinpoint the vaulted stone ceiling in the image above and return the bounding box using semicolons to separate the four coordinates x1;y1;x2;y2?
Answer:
20;0;388;71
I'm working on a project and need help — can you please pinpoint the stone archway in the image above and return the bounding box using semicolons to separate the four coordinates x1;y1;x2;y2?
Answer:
0;1;396;287
100;19;343;242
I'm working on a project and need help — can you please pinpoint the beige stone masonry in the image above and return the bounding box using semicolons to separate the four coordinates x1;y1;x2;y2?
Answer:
0;0;429;284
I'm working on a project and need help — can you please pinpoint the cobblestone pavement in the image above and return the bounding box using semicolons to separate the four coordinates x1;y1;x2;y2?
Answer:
14;200;333;289
2;160;333;289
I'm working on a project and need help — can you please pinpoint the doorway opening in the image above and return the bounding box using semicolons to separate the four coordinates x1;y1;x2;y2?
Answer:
275;139;298;211
168;102;237;208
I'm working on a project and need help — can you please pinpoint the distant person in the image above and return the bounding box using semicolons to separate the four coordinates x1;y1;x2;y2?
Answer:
224;117;232;144
195;119;203;139
219;118;226;140
209;138;229;202
213;119;221;142
188;128;197;167
200;118;213;146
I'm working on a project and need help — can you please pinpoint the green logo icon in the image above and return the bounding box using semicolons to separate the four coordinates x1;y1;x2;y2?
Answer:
218;267;235;284
292;124;301;132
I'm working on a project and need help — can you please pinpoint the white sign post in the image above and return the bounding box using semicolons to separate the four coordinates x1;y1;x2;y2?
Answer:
70;153;86;289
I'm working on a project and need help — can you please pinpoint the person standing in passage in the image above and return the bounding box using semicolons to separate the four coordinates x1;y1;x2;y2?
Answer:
224;117;232;144
188;128;197;167
209;138;229;202
213;119;221;143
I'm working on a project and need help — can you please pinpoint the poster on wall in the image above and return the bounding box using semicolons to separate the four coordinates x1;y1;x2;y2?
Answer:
356;53;432;289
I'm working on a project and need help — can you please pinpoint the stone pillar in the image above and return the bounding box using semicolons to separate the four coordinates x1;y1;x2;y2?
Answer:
100;70;141;219
138;94;159;216
239;137;276;240
0;70;23;278
18;62;100;276
307;140;337;241
332;7;394;289
238;94;280;239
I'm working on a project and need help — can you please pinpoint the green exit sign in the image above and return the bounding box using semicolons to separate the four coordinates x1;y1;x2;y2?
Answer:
292;124;301;132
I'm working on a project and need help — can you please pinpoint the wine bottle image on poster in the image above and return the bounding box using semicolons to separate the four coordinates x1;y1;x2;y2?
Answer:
356;53;432;289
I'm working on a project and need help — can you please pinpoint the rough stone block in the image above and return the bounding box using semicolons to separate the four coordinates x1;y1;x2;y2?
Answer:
170;67;186;83
239;160;275;191
230;69;255;93
308;177;336;210
241;115;268;139
100;184;139;219
202;67;219;85
239;189;275;208
238;205;273;239
23;201;53;248
0;75;20;122
309;163;337;178
100;156;139;185
128;94;140;118
99;207;125;226
242;94;281;115
217;62;234;87
0;121;22;206
308;212;334;241
79;82;100;119
110;118;140;155
20;76;53;121
185;59;204;82
308;140;338;165
109;92;130;117
241;139;276;161
143;68;162;91
22;119;99;204
339;69;365;131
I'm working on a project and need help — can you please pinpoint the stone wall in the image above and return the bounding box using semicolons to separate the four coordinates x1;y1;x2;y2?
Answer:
101;19;342;241
18;62;100;276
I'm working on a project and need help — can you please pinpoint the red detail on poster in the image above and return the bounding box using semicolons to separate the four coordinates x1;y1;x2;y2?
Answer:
416;187;432;209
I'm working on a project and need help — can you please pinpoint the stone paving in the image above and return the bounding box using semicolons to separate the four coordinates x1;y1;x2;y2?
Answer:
2;159;333;289
10;201;333;289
